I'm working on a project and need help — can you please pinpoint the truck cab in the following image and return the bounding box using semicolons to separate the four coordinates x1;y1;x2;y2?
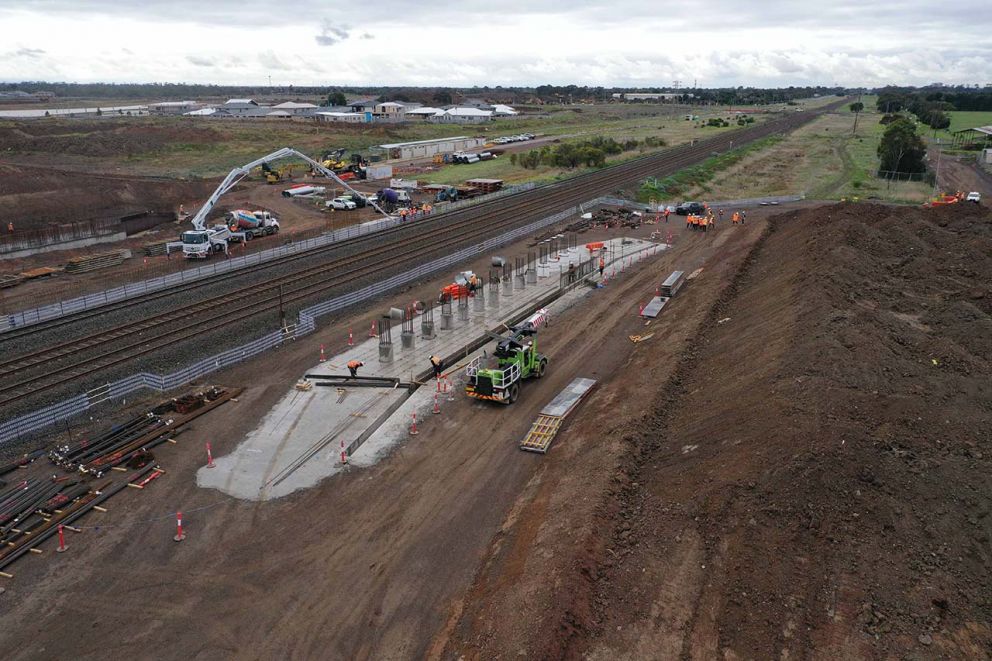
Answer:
181;225;230;258
465;326;548;404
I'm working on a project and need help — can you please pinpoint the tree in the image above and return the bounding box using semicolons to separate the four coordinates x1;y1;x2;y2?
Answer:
849;101;864;135
927;110;950;130
877;118;927;175
433;90;453;105
326;91;347;106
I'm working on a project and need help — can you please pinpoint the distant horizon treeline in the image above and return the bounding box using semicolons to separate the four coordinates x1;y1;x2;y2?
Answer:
2;81;846;105
4;81;990;107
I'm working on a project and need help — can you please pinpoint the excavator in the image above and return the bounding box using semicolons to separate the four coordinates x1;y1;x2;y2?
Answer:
317;149;367;179
260;162;296;184
320;148;347;170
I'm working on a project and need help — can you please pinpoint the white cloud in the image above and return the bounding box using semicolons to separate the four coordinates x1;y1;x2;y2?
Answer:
0;2;988;86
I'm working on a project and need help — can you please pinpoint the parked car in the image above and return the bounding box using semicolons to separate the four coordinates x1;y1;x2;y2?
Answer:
966;191;981;203
327;196;357;210
675;201;707;215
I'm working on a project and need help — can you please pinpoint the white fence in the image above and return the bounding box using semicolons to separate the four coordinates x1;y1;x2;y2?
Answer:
2;183;537;332
0;196;575;446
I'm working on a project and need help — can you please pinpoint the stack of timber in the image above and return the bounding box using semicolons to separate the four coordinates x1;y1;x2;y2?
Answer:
64;249;131;274
0;273;23;289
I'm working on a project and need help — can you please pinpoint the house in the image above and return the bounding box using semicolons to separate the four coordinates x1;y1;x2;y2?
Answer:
149;101;201;116
315;112;368;124
271;101;319;117
373;101;408;119
405;106;444;120
490;104;519;116
349;98;377;113
221;98;267;116
430;107;494;124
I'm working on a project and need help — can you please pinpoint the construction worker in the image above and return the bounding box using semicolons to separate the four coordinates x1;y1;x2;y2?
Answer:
740;209;747;224
347;359;364;378
598;255;605;277
567;262;576;283
6;222;13;233
700;215;707;232
468;274;478;294
718;208;724;222
430;355;443;379
663;208;670;223
731;212;740;225
708;216;715;231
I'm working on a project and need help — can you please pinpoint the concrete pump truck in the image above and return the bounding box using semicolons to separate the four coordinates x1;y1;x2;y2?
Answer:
169;147;392;258
465;309;550;405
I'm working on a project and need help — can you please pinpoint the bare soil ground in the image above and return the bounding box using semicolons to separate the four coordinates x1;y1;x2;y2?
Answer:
0;162;404;313
2;201;988;660
443;201;992;659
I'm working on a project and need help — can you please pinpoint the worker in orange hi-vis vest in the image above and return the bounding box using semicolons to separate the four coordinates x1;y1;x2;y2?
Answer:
347;360;364;378
731;212;740;225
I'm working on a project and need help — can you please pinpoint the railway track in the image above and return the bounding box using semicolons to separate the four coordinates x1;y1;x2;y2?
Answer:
0;104;830;344
0;101;843;411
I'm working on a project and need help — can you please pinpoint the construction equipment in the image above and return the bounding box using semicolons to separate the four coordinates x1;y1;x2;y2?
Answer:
434;186;459;203
261;162;295;184
170;147;390;258
438;271;478;302
321;148;348;170
465;311;549;405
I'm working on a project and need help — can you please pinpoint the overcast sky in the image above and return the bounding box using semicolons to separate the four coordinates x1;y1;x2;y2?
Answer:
1;1;989;88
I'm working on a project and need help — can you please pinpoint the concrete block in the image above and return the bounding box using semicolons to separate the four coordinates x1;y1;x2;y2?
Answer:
378;344;394;363
401;330;415;350
440;313;454;330
421;320;436;339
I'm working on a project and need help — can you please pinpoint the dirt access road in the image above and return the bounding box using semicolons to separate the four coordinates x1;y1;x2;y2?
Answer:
0;206;761;658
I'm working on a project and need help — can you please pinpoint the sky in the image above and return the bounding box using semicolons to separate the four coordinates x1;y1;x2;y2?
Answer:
1;0;990;88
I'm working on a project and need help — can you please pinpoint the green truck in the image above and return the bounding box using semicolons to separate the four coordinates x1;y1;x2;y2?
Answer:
465;312;549;405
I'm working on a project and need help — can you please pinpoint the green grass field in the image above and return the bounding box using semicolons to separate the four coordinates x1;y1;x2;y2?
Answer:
681;98;932;205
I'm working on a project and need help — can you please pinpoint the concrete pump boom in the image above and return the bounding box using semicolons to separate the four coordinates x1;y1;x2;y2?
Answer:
189;147;390;230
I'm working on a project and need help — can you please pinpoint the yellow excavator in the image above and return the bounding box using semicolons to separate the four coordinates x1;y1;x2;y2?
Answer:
321;148;348;170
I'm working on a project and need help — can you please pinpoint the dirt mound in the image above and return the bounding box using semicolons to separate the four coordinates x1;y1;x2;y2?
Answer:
549;202;992;658
0;119;221;157
0;163;216;226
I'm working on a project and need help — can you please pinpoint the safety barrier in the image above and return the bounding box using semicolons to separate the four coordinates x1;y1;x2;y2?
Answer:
0;201;578;446
1;183;537;332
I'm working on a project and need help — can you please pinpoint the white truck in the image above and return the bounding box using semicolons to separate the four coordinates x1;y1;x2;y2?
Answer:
179;225;235;258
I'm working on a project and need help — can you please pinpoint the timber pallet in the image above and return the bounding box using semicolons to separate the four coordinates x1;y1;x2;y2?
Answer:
520;415;563;454
519;377;597;454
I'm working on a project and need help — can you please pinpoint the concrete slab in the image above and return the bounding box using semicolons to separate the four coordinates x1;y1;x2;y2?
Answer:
199;236;663;501
641;296;670;318
541;377;597;417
